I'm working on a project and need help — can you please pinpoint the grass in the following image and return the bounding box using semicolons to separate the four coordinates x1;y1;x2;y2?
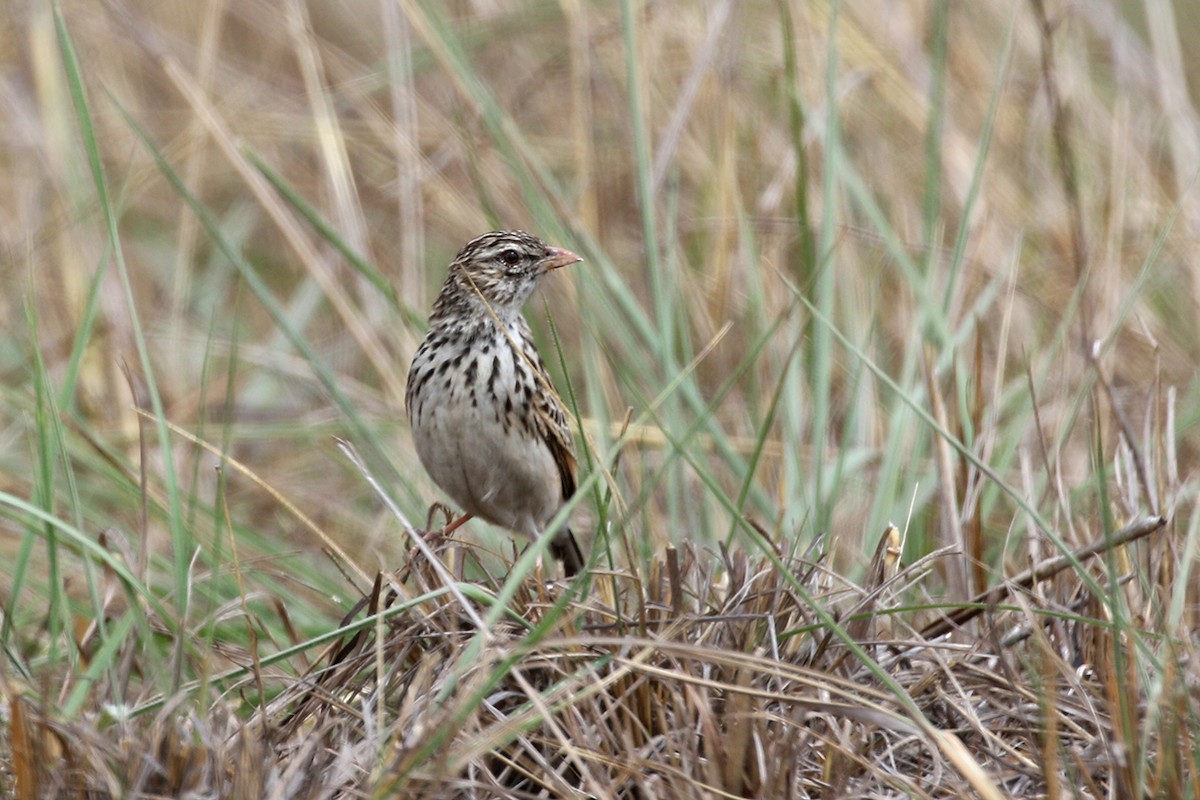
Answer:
1;0;1198;797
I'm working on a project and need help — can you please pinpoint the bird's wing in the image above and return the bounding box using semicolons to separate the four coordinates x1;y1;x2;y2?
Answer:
520;329;578;502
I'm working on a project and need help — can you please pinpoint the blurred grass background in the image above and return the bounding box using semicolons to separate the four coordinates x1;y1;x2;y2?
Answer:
0;0;1198;792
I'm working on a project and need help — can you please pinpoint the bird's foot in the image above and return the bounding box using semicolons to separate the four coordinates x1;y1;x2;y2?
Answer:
420;504;473;551
424;502;455;533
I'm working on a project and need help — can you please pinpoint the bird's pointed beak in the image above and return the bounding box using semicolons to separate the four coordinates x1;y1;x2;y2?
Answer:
543;246;583;271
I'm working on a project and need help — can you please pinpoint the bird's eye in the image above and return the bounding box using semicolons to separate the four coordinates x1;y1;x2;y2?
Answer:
500;249;521;267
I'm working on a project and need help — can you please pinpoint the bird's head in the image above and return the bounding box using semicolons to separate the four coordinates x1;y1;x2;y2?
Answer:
446;230;582;315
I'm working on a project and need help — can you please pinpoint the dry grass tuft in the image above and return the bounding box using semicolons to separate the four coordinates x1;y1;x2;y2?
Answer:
5;513;1179;798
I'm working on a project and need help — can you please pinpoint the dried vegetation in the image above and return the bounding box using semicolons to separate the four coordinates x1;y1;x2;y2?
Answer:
2;0;1199;798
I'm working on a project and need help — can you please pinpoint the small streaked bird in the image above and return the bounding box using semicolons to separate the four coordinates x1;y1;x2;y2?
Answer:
405;231;586;575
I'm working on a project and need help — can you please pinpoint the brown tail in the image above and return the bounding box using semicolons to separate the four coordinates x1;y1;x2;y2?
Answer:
550;528;586;576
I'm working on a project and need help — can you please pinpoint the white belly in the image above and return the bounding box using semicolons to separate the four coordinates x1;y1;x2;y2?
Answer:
408;328;561;536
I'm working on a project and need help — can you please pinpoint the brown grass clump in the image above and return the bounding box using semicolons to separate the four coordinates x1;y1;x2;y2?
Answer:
5;513;1177;798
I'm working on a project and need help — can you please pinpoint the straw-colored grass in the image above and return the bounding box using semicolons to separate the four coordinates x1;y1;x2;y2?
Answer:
1;1;1197;797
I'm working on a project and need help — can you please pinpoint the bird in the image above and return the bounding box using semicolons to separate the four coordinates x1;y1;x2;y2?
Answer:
405;230;586;576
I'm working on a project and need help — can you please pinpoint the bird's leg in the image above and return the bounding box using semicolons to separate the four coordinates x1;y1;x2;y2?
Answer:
414;506;473;571
420;503;469;551
441;512;474;537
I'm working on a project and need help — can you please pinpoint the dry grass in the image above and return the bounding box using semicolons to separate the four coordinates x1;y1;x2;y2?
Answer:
2;0;1199;797
8;513;1175;798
